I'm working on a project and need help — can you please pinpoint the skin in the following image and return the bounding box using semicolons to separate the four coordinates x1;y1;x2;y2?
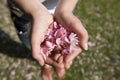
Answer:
12;0;88;80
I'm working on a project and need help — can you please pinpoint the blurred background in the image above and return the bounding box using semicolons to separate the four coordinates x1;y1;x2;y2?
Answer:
0;0;120;80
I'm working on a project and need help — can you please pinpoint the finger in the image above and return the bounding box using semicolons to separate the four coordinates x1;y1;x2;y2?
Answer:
55;63;66;78
64;48;82;69
42;64;53;80
53;53;63;63
64;61;72;69
70;16;89;50
31;20;49;66
54;53;61;61
45;57;60;68
45;57;66;78
31;43;44;66
58;56;63;63
31;33;45;66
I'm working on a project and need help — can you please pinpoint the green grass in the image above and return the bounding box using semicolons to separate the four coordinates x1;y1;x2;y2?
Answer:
0;0;120;80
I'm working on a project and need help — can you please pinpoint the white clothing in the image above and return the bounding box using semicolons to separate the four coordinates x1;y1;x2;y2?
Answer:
42;0;58;14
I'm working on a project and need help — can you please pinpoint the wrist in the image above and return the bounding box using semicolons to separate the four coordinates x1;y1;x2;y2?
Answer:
32;10;48;20
54;9;72;20
55;0;78;14
31;10;53;30
31;6;50;19
55;7;73;15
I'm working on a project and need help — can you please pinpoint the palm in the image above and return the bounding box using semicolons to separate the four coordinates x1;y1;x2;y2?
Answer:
54;12;88;68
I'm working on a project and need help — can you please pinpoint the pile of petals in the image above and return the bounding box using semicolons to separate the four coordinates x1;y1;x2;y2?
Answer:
40;22;80;59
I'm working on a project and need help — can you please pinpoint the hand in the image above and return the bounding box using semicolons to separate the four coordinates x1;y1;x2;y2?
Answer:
42;53;66;80
30;9;53;66
30;10;65;80
30;10;66;79
54;11;88;69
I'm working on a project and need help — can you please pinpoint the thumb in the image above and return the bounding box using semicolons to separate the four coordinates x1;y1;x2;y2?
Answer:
64;48;82;69
70;18;89;50
30;19;49;66
31;44;45;66
79;29;88;51
31;32;45;66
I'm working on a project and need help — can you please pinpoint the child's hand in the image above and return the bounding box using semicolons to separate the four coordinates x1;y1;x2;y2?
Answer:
14;0;54;66
31;8;66;80
30;11;53;66
54;11;88;69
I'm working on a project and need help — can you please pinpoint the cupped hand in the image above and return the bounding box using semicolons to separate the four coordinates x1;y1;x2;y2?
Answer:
54;12;89;69
30;11;66;80
30;10;53;66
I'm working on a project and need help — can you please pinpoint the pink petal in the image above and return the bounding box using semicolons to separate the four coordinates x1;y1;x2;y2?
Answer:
40;21;80;58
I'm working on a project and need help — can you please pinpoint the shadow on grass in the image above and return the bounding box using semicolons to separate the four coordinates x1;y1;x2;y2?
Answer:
0;28;33;60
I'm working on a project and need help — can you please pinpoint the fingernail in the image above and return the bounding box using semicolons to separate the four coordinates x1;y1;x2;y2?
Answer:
44;64;51;68
40;62;44;67
65;62;71;69
66;64;70;69
66;61;73;69
70;61;73;65
84;43;88;50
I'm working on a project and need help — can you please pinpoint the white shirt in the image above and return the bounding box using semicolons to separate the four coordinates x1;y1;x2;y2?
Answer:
42;0;58;14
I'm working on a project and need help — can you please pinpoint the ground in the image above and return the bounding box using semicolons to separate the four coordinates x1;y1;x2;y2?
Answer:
0;0;120;80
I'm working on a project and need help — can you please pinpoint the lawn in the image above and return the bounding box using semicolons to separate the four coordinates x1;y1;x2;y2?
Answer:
0;0;120;80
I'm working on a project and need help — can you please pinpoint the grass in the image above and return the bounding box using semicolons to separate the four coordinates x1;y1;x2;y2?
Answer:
0;0;120;80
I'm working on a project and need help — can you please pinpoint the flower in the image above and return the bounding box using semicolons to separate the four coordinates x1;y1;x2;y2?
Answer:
41;22;80;59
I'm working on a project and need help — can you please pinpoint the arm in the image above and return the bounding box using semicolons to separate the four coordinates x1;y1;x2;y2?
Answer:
13;0;49;17
13;0;53;66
